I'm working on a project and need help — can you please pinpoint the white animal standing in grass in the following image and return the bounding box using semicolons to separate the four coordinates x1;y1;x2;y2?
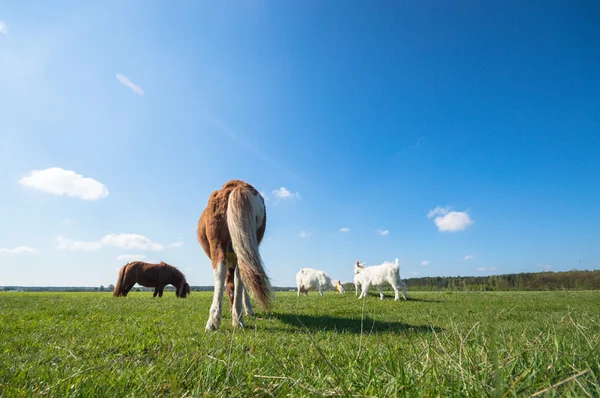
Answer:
296;268;345;296
353;264;365;295
354;258;407;301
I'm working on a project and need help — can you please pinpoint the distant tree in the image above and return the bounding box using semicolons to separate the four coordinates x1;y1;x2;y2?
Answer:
99;285;105;292
94;287;98;292
108;284;115;292
133;288;141;292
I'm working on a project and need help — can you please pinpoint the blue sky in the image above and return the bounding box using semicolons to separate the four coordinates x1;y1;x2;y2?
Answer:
1;1;599;287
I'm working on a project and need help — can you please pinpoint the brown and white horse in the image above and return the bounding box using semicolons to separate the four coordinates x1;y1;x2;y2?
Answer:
197;180;271;330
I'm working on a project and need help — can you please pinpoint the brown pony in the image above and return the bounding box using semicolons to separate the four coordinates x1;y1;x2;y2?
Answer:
197;179;271;330
113;261;191;298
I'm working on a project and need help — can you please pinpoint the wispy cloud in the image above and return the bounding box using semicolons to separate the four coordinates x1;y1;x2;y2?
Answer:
61;217;74;225
57;236;102;251
272;187;301;201
411;272;420;276
201;113;297;178
339;227;350;232
463;255;474;261
427;206;449;219
57;234;163;251
299;231;311;238
0;21;8;35
421;260;430;266
476;267;497;272
100;234;163;251
428;206;473;232
169;242;184;248
116;73;145;95
19;167;109;200
0;246;36;254
116;254;145;262
538;263;553;271
377;229;389;236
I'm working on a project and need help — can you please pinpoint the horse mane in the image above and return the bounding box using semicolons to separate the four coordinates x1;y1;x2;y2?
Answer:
164;262;186;281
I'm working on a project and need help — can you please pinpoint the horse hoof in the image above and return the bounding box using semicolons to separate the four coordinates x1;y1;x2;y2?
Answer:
205;321;219;331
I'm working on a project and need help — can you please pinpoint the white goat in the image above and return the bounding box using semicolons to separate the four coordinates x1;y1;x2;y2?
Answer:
354;259;407;301
353;270;364;296
296;268;345;296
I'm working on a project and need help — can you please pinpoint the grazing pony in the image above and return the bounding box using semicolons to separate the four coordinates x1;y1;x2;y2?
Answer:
296;268;346;296
113;261;191;298
354;258;407;301
197;180;271;330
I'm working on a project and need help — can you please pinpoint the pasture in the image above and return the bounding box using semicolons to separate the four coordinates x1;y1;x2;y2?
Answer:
1;291;599;397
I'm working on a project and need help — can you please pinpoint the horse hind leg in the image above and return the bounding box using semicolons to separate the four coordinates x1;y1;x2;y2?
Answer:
225;267;235;311
206;251;227;331
242;287;254;316
231;266;245;328
153;287;159;297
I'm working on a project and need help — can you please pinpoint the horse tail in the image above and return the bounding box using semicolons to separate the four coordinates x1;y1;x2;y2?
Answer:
113;263;128;297
226;187;271;310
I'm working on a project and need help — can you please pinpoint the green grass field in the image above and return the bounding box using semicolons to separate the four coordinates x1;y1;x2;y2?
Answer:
1;290;599;397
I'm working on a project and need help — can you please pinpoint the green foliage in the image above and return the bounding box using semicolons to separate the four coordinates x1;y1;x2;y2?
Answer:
0;291;599;396
407;270;600;291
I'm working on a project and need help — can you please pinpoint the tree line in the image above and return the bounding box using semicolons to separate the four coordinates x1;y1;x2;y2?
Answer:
403;270;600;291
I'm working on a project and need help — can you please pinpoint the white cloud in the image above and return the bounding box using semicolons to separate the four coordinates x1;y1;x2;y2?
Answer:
476;267;497;272
19;167;109;200
0;246;36;254
57;233;163;251
116;254;146;262
56;236;102;251
339;227;350;232
411;272;420;276
538;264;553;271
427;206;449;219
0;21;8;35
116;73;145;95
428;206;473;232
272;187;301;200
100;234;163;251
169;242;184;248
463;255;474;261
299;231;311;238
61;217;74;225
377;229;389;236
421;260;430;266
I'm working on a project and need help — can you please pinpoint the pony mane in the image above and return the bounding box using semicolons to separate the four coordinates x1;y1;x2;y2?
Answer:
164;262;186;280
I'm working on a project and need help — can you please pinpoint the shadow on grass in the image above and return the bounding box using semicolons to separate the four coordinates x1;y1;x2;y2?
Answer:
272;313;444;334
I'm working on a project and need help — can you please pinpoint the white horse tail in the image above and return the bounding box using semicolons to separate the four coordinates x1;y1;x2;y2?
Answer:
227;187;271;310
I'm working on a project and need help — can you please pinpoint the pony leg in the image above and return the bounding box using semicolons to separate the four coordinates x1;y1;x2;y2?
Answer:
318;286;323;296
355;283;359;296
206;258;227;331
159;287;164;298
378;286;384;300
231;267;245;328
124;284;134;296
153;288;159;297
242;287;254;316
